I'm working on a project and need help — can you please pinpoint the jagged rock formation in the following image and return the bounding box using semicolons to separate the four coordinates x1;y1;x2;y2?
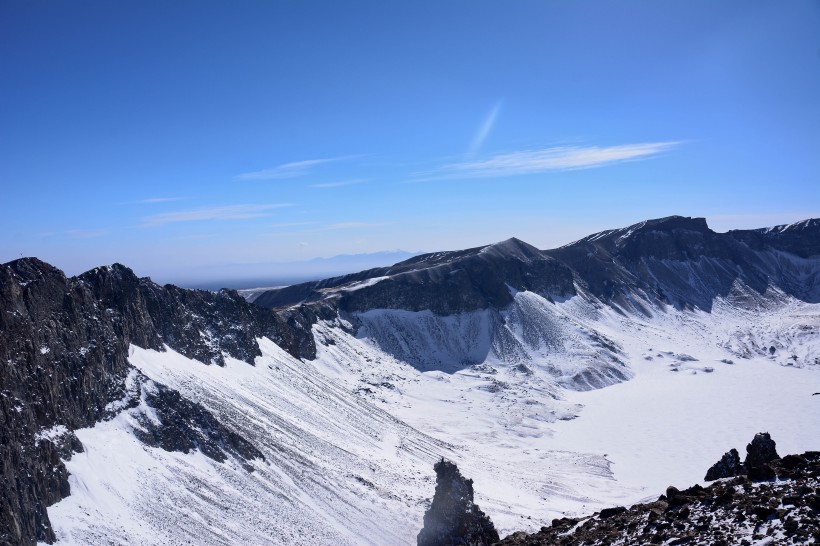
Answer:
0;258;324;545
496;436;820;546
417;459;499;546
704;448;742;481
705;432;781;481
744;432;780;469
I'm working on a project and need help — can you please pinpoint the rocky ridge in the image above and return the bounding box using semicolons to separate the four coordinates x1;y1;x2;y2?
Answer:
0;258;325;545
254;216;820;315
254;237;576;315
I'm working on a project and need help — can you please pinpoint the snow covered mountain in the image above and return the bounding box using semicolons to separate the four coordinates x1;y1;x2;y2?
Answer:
2;216;819;546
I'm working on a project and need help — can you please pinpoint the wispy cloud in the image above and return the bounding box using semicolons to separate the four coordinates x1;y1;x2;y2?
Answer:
141;204;292;227
327;222;384;230
236;155;357;181
421;141;681;181
170;233;214;241
311;179;368;189
66;229;107;239
467;101;502;157
139;197;182;204
270;221;317;228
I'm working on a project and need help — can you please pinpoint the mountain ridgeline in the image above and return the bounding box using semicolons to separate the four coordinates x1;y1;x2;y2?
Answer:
1;215;819;545
0;260;327;545
253;216;820;314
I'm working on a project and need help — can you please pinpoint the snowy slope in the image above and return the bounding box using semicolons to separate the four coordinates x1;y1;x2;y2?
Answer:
40;288;820;544
43;339;448;545
35;217;820;545
310;287;820;529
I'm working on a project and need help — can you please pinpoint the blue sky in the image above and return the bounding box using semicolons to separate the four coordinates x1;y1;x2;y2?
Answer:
2;1;819;282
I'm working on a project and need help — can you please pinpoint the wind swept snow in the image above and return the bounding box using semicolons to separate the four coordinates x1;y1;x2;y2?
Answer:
44;339;449;545
42;290;820;544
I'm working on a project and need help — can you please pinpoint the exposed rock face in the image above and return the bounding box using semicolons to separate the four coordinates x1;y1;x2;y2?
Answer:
704;448;742;481
417;459;499;546
0;258;321;545
497;446;820;546
132;377;264;469
547;215;820;312
704;432;782;482
745;431;780;468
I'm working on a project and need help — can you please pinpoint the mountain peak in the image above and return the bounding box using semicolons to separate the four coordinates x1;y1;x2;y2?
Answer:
760;218;820;234
571;216;711;248
481;237;543;261
3;256;65;280
640;215;709;232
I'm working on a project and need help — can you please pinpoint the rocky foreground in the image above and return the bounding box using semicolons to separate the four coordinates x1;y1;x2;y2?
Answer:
420;434;820;546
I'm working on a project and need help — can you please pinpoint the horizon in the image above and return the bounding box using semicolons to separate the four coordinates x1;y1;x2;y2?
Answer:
2;1;819;282
4;213;817;288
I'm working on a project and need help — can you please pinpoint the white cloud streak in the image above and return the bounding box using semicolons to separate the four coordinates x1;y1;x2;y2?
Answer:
141;204;292;227
236;156;357;181
139;197;182;204
467;101;502;157
270;221;317;228
66;229;107;239
430;141;681;180
311;179;368;188
326;222;384;230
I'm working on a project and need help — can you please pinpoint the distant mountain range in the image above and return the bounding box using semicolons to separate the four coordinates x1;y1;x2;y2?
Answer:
2;216;818;545
167;250;422;290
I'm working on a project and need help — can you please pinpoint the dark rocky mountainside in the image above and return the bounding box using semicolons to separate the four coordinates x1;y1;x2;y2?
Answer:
254;216;820;315
547;216;820;312
431;434;818;546
0;258;327;545
255;237;576;315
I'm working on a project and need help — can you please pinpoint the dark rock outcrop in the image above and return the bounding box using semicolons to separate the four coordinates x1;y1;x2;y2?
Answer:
704;448;742;481
417;459;499;546
704;432;781;482
0;258;319;545
744;431;780;468
132;378;264;469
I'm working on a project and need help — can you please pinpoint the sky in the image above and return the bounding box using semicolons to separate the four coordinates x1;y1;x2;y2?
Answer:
2;1;819;284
